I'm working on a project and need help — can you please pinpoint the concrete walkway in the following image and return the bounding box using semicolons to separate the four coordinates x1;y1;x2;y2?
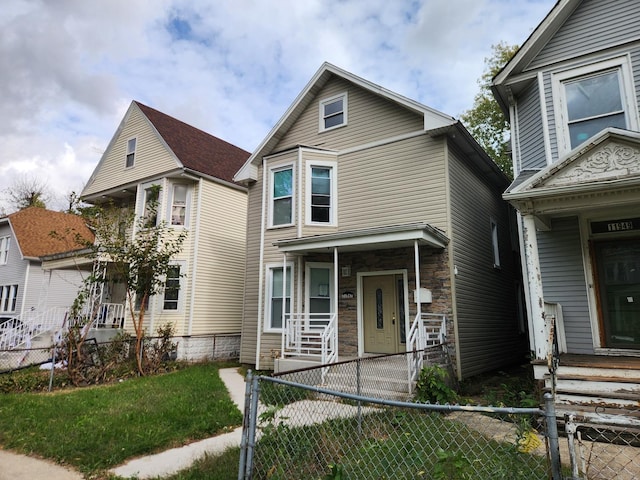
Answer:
110;367;247;479
0;367;247;480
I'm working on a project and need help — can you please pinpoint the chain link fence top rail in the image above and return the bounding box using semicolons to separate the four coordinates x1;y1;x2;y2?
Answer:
240;372;555;480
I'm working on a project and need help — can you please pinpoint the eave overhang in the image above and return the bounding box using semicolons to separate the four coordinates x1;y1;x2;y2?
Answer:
273;223;449;254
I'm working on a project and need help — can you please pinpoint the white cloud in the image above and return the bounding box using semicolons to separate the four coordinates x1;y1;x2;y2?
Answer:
0;0;556;213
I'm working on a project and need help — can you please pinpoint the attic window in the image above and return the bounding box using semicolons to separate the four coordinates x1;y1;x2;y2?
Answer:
126;138;137;168
320;93;347;132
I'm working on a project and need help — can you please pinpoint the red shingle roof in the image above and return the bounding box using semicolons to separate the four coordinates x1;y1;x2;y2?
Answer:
135;102;251;184
8;207;94;258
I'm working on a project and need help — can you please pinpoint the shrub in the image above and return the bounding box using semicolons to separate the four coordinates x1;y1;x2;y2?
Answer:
415;365;458;404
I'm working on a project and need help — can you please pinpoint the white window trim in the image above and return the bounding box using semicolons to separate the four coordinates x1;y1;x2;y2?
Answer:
490;217;501;269
268;164;295;229
304;262;334;314
552;56;638;157
0;284;18;313
125;137;137;168
162;261;186;312
305;160;337;226
167;182;191;228
319;92;348;132
137;181;163;229
264;262;294;333
0;236;10;265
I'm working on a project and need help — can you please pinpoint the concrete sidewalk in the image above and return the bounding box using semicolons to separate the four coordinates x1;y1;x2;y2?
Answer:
0;367;247;480
110;367;247;479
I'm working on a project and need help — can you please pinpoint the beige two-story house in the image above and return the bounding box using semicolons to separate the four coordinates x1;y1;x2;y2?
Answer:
80;101;250;360
234;63;526;380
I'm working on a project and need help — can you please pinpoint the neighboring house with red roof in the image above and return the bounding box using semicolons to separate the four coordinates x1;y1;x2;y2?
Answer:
80;101;250;360
0;207;93;326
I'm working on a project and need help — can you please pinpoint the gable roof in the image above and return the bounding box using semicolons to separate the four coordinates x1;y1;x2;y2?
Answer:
6;207;94;259
82;102;251;198
234;62;457;183
134;102;251;184
492;0;580;114
504;127;640;200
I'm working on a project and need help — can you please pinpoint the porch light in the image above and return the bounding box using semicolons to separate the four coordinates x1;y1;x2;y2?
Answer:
341;265;351;277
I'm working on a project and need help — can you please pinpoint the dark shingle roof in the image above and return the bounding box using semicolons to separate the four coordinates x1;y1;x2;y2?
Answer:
135;101;251;184
8;207;94;258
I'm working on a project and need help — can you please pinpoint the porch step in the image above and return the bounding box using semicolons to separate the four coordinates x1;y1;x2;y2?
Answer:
543;372;640;410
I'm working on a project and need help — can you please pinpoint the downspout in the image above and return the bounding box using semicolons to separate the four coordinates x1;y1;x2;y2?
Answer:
187;178;203;336
255;158;268;369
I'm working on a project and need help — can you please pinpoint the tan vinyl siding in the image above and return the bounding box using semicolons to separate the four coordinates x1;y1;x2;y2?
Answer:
275;77;424;152
339;135;448;232
189;180;247;335
448;146;523;378
83;106;180;196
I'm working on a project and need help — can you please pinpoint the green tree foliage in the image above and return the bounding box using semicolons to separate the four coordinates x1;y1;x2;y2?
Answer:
461;42;519;179
73;185;187;375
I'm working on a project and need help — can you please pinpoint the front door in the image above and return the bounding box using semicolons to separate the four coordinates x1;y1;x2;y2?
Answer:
363;275;399;354
594;239;640;349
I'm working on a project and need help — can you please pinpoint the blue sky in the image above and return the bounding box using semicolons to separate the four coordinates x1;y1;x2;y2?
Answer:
0;0;556;212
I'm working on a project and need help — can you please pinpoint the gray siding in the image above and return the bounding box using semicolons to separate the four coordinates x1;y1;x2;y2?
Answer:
0;224;27;316
529;0;640;70
538;216;593;354
448;145;524;378
517;80;546;171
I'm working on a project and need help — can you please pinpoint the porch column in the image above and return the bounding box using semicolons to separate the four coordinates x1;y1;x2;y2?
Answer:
281;253;288;359
522;213;547;361
414;240;421;316
333;248;339;314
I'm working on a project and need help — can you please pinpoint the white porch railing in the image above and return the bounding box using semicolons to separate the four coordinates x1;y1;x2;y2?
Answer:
0;306;69;350
406;313;447;393
0;303;126;351
282;313;338;366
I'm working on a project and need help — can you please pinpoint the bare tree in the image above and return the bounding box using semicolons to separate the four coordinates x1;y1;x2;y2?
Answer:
4;174;52;211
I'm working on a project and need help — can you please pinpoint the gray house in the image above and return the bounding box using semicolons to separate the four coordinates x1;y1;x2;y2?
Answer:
234;62;526;380
493;0;640;412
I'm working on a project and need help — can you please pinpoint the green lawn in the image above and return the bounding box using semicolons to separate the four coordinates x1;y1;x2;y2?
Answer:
0;363;242;476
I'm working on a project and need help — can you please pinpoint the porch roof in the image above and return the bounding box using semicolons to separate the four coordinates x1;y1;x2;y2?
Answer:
273;222;449;253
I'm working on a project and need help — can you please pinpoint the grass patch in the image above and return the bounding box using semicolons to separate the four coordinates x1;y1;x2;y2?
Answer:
0;363;242;475
254;409;548;479
155;447;241;480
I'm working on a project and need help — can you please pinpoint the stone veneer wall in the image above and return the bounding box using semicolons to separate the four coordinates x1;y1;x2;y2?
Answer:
175;333;241;362
305;246;456;372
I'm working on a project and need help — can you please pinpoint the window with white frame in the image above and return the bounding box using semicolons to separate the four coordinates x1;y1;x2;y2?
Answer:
163;264;183;311
142;185;161;228
319;93;347;132
0;236;10;265
553;57;637;155
306;163;336;225
126;138;137;168
490;217;501;269
266;264;292;331
0;285;18;312
270;166;294;227
170;184;189;226
306;263;333;320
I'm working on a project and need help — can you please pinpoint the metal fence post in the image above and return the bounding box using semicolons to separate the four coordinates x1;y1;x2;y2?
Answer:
242;374;261;480
356;357;362;436
565;414;580;480
544;392;563;480
238;370;253;480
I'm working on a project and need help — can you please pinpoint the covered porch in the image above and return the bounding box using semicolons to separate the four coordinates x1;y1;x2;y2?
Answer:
267;223;452;380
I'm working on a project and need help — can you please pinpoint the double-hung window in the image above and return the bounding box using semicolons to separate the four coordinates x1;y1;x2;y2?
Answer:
553;57;637;155
271;166;294;227
0;285;18;313
142;185;161;228
170;184;189;226
0;236;9;265
126;138;136;168
266;264;292;331
319;93;347;131
306;161;336;225
163;265;182;310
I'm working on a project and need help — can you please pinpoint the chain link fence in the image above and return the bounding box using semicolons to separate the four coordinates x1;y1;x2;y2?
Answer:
239;360;561;480
564;414;640;479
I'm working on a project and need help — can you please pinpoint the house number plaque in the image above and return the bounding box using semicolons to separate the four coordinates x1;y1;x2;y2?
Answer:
591;217;640;234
